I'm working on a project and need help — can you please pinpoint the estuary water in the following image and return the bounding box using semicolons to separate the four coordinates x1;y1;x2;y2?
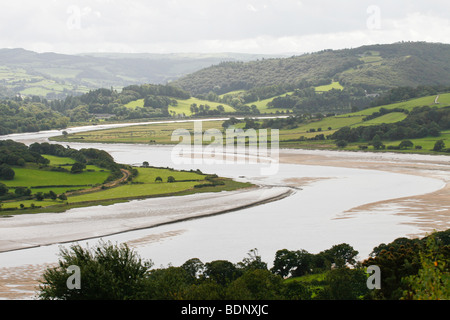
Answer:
0;122;447;270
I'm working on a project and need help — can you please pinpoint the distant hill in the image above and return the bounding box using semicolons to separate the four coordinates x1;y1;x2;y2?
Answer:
172;42;450;95
0;48;282;99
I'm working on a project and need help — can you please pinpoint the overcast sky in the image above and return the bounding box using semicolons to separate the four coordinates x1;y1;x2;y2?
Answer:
1;0;450;54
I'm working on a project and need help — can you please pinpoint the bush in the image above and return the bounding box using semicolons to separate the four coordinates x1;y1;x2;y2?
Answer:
399;140;414;149
38;241;153;300
0;183;8;196
336;140;348;148
433;140;446;152
0;164;15;180
71;162;86;174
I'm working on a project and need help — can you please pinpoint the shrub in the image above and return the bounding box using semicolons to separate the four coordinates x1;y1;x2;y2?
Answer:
38;241;153;300
0;164;15;180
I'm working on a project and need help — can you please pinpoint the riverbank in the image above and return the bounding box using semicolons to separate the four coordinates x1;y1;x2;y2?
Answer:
278;149;450;235
0;133;449;300
0;185;292;253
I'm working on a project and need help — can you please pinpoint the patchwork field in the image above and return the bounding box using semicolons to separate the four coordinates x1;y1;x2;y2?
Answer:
51;92;450;155
0;154;251;213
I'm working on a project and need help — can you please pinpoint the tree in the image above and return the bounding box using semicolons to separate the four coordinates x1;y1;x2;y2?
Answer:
70;162;86;174
270;249;313;278
237;248;268;272
155;176;162;183
38;241;152;300
323;243;358;268
371;134;385;150
14;187;31;197
167;176;175;183
0;183;8;196
142;161;149;167
204;260;240;286
181;258;205;279
58;193;67;201
433;139;445;152
322;267;369;300
399;140;414;149
35;192;44;201
403;235;450;300
146;267;192;300
336;140;348;148
0;164;15;180
48;190;57;200
225;269;283;300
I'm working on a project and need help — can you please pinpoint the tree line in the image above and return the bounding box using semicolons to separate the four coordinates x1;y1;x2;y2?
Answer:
0;141;126;204
37;229;450;300
331;106;450;145
0;84;192;135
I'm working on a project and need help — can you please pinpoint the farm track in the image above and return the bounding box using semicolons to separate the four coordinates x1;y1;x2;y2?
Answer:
65;168;131;197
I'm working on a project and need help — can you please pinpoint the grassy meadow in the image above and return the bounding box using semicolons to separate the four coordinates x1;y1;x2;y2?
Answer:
0;154;252;214
314;81;344;92
51;91;450;155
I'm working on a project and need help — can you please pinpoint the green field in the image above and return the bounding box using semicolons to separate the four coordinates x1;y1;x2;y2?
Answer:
52;120;226;145
315;81;344;92
248;93;294;114
354;112;408;126
352;93;450;116
51;92;450;155
2;166;109;188
169;97;236;116
124;99;145;109
0;154;111;203
1;162;252;213
42;155;77;166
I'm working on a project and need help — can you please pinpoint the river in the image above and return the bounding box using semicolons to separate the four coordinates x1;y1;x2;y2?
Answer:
0;121;448;295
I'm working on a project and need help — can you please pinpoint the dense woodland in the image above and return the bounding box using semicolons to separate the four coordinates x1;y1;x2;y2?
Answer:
0;84;192;135
173;42;450;95
2;42;450;136
38;229;450;300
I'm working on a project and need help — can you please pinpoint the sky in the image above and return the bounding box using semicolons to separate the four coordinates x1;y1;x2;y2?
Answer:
1;0;450;55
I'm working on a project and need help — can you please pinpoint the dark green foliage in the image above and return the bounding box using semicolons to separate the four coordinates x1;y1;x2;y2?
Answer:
398;140;414;149
70;162;86;174
0;183;8;196
14;187;31;197
320;267;370;300
361;231;450;300
37;231;450;300
336;140;348;148
225;269;284;300
0;164;15;180
433;139;446;152
28;142;123;182
331;106;450;144
0;140;49;166
38;241;152;300
0;99;69;135
268;87;371;114
370;85;445;107
174;42;450;95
